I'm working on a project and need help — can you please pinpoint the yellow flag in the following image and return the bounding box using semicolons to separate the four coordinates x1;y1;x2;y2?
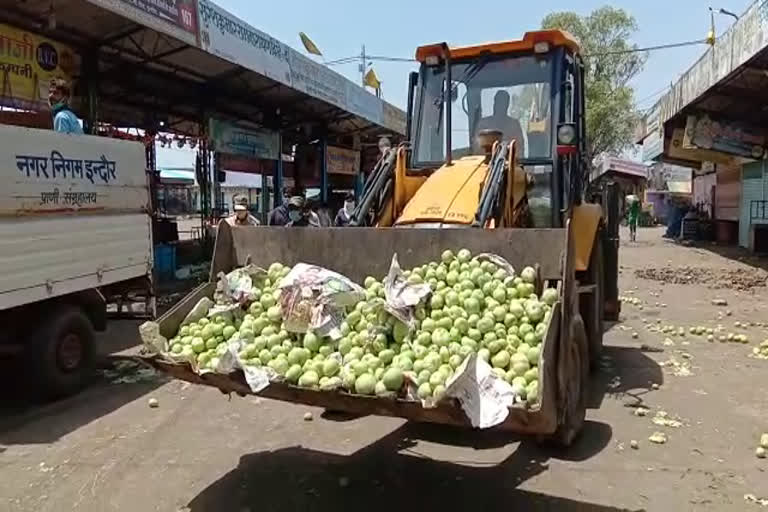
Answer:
299;32;322;56
706;10;716;45
364;68;381;90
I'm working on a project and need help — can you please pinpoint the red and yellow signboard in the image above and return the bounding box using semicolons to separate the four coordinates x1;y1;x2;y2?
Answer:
0;23;77;110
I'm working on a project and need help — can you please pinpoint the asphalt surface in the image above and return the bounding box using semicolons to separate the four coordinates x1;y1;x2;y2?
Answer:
2;227;768;512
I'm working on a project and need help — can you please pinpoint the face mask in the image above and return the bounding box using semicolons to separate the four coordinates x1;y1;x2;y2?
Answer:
344;201;355;212
289;210;301;222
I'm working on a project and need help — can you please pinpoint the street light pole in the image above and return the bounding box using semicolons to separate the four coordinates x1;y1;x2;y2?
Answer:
718;7;739;21
360;44;366;87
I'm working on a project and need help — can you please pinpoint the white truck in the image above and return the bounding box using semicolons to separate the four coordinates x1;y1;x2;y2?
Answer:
0;124;153;398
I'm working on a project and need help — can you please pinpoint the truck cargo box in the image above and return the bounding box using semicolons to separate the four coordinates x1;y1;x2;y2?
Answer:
0;125;152;310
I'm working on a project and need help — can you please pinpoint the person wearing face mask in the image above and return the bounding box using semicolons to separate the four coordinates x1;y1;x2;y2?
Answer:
334;192;356;227
226;196;260;226
48;78;83;135
285;196;314;227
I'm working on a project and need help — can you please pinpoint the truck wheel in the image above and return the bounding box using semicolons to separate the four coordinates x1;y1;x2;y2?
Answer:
585;232;605;370
25;306;96;400
551;315;589;447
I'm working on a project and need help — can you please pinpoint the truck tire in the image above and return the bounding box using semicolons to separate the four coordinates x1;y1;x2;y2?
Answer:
550;314;589;447
25;305;97;400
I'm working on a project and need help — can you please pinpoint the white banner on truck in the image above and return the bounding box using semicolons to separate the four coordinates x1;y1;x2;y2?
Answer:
0;125;149;216
197;0;292;87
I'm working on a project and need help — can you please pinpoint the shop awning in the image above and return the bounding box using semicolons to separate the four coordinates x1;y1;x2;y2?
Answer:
159;168;195;181
0;0;406;148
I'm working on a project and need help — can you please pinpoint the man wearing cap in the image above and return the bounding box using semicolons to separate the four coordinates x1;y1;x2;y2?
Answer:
48;78;83;135
226;196;260;226
334;192;356;227
285;196;314;227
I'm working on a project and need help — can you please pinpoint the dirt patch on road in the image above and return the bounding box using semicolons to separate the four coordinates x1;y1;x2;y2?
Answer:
635;266;768;290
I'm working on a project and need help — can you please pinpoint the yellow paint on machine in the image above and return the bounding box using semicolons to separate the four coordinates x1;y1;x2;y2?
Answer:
395;156;488;225
571;203;603;271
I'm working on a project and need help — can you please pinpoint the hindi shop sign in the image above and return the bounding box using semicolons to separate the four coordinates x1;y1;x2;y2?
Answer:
197;0;291;87
0;24;78;110
209;118;280;160
289;51;347;111
1;125;149;215
326;146;360;175
85;0;199;46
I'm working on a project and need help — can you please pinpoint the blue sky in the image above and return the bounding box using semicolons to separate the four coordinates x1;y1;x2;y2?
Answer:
158;0;753;167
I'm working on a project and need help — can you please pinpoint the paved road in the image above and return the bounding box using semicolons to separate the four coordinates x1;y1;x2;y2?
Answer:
2;227;768;511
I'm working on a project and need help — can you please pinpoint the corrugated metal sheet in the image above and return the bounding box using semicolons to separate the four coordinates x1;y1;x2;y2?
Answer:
740;162;765;248
716;164;741;222
0;213;152;310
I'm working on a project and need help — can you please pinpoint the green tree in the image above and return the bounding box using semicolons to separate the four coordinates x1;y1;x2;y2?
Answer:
542;7;646;163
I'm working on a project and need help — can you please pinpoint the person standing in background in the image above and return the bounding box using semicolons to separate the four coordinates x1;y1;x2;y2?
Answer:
316;201;332;227
225;196;260;226
268;187;294;226
48;78;83;135
334;192;356;226
285;196;316;227
378;136;392;157
627;195;640;242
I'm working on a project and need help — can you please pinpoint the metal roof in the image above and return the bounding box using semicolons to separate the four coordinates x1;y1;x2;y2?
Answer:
0;0;406;147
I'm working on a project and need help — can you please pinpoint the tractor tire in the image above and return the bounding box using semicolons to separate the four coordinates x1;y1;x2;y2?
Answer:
585;231;605;370
550;314;589;447
25;305;97;400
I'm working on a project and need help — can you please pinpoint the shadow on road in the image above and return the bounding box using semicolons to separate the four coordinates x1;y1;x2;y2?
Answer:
588;345;663;411
188;420;634;512
0;357;166;445
683;240;768;273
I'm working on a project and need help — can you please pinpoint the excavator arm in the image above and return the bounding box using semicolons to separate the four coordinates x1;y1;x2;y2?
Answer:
349;147;427;227
472;138;530;228
348;149;397;227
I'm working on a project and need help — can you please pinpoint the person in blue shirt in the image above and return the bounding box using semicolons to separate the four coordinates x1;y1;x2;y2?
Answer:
48;78;83;135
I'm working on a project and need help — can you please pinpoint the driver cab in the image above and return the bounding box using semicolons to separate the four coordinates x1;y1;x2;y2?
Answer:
408;31;584;228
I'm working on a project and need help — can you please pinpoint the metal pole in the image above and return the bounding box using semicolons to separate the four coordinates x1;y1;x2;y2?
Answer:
83;49;98;134
361;44;366;87
275;132;284;203
355;168;364;199
442;43;452;166
321;138;329;203
262;174;271;224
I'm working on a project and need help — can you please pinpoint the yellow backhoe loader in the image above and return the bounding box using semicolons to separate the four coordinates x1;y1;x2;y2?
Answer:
150;29;621;446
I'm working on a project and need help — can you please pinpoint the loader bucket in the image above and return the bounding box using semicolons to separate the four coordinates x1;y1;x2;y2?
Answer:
152;221;570;438
210;222;566;284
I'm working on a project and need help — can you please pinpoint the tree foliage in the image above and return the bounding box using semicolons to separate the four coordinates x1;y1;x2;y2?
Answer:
542;7;646;163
